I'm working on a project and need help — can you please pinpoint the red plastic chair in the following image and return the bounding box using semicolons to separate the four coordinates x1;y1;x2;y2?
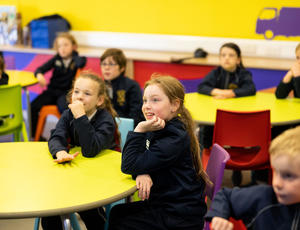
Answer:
202;109;271;230
34;105;61;141
212;109;271;171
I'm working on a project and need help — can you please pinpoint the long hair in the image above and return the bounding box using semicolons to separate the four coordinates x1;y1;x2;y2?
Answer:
220;42;245;69
67;71;120;145
144;74;211;185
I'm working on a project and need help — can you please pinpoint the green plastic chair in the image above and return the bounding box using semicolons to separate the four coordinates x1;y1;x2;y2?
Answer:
0;84;28;141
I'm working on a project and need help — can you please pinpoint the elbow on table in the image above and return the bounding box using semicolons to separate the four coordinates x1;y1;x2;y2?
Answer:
121;161;134;175
275;92;288;99
81;147;101;158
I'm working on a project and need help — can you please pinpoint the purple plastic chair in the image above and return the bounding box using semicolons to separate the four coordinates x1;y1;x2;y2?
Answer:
204;143;230;230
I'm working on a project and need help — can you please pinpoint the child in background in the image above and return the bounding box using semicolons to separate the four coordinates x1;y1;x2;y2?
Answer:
100;48;143;126
42;72;120;230
31;32;86;138
0;51;9;85
275;43;300;99
108;75;211;230
272;43;300;139
197;42;256;186
205;125;300;230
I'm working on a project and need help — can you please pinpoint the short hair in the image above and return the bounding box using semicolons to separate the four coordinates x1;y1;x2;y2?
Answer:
269;125;300;158
100;48;126;74
53;32;77;50
296;43;300;53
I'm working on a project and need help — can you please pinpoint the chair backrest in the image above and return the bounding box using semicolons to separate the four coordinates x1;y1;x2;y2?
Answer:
205;143;230;200
115;117;134;150
213;109;271;170
0;84;23;130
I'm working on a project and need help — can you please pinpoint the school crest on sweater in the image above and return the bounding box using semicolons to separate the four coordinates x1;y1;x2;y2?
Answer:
117;90;126;106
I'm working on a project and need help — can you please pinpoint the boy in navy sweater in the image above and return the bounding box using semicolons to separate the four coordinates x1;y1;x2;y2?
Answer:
205;126;300;230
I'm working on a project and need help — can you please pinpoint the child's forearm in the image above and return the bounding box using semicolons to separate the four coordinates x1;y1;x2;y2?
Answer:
211;217;233;230
282;70;293;83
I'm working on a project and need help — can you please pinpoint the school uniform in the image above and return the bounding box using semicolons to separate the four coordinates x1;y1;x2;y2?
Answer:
108;117;207;230
205;185;300;230
43;108;116;230
106;73;143;126
198;66;256;97
48;108;116;157
197;66;256;149
275;76;300;98
0;71;8;85
30;51;86;137
273;76;300;139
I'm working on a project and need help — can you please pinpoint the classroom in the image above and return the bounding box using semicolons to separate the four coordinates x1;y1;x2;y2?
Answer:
1;0;300;229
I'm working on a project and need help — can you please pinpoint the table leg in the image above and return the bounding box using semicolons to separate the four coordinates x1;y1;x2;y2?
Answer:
25;87;32;139
61;215;72;230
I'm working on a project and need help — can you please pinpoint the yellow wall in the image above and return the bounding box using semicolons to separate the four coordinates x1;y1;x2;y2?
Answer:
1;0;300;40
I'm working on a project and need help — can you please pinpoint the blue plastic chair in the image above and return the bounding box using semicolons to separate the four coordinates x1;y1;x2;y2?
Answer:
0;84;28;141
104;117;134;230
115;117;134;150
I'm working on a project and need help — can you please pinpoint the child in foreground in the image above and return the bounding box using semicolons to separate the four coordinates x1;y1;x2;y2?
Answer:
108;74;211;230
43;72;120;230
205;125;300;230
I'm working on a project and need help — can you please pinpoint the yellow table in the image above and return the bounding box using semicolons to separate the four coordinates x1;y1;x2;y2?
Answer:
0;142;136;227
7;70;38;138
185;92;300;126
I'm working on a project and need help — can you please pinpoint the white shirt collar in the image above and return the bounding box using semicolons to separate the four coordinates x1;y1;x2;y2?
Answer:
87;110;97;121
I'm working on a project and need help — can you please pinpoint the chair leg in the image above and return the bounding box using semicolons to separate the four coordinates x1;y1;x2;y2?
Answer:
33;217;40;230
34;214;81;230
104;204;112;230
70;213;82;230
22;122;29;141
34;113;47;141
104;199;126;230
13;130;21;142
